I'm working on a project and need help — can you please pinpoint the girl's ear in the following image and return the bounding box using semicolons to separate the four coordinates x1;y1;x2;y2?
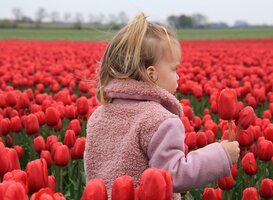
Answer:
146;66;158;82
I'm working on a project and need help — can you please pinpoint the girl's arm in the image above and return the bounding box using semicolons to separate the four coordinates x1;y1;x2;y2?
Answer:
147;117;231;193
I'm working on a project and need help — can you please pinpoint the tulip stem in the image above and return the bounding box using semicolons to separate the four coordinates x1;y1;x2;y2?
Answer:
228;120;232;141
233;125;241;141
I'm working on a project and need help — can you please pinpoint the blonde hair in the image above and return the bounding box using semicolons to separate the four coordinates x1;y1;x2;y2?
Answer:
96;12;178;104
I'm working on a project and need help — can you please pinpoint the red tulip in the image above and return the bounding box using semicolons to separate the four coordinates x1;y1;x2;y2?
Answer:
217;89;239;120
71;137;86;159
45;107;60;127
17;92;30;109
65;105;77;119
138;168;171;200
257;139;273;161
26;158;48;194
30;187;55;200
3;169;28;194
81;179;108;200
0;147;11;176
264;124;273;142
53;144;70;166
46;135;58;151
242;187;258;200
183;105;193;120
0;180;28;200
241;152;258;175
64;129;76;148
10;116;23;133
13;145;24;158
181;116;193;132
202;188;218;200
8;147;21;171
185;132;197;150
260;178;273;199
196;132;207;148
217;174;234;190
54;119;62;132
0;93;6;108
34;136;46;153
76;96;89;115
5;91;17;107
67;119;81;135
236;127;254;147
111;176;135;200
48;176;56;193
236;106;255;129
34;111;46;126
40;150;52;168
0;118;11;135
231;164;238;178
25;114;40;135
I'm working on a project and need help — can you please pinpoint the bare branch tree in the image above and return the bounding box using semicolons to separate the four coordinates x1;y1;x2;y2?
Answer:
50;11;60;23
35;7;47;28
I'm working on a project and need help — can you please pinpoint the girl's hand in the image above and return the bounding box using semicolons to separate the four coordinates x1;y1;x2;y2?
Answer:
221;140;240;164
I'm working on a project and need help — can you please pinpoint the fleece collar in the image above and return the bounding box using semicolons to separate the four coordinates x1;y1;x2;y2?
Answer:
104;79;183;117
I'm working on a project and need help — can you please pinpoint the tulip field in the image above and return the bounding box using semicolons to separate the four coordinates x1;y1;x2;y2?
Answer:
0;38;273;199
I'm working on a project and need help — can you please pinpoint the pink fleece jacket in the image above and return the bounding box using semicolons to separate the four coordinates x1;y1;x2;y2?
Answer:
84;79;231;200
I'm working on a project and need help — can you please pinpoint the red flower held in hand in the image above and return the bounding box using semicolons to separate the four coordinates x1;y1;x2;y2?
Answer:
81;179;108;200
217;89;239;120
236;106;255;129
45;106;60;127
260;178;273;199
242;187;258;200
111;176;135;200
241;152;258;175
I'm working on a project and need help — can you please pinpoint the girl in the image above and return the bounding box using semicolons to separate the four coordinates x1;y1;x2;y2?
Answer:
84;12;240;199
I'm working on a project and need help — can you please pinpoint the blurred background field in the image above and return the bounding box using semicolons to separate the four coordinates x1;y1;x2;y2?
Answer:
1;27;273;41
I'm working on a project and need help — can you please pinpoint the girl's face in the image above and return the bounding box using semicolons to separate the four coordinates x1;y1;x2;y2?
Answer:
153;41;181;94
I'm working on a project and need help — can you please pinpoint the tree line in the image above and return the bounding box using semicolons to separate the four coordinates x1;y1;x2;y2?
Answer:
0;7;269;29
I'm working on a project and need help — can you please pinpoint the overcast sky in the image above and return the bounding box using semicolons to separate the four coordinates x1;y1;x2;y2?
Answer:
1;0;273;26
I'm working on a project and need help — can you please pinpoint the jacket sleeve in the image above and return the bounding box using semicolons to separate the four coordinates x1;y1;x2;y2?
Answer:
147;117;232;193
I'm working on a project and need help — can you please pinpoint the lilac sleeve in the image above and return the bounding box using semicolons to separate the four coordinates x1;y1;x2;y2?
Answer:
147;117;232;193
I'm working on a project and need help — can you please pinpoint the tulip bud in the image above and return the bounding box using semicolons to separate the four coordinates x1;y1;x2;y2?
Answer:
217;89;239;120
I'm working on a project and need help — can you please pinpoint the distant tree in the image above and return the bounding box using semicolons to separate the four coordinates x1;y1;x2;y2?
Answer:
117;11;129;25
167;14;193;28
108;13;117;24
178;15;193;28
191;13;208;28
74;13;84;29
88;14;96;24
167;15;180;28
64;12;72;23
35;7;47;28
12;8;23;27
50;11;60;23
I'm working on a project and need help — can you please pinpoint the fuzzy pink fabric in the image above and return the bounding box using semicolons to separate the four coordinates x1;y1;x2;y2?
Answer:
84;79;182;198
